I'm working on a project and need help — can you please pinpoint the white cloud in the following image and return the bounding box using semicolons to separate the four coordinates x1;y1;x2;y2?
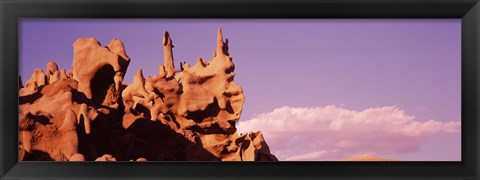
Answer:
236;105;460;161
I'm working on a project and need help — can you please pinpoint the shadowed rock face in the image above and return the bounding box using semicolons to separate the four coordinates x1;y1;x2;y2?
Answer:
18;28;278;161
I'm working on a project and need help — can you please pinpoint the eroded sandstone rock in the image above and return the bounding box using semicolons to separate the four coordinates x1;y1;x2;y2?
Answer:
72;38;130;106
18;28;277;161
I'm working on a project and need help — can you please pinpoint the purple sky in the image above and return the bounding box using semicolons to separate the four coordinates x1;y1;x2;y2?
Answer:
20;19;461;161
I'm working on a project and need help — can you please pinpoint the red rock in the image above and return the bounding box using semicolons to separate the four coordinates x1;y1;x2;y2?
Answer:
18;28;277;161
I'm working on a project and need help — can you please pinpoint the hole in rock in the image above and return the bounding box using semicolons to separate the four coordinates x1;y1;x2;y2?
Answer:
90;65;115;105
185;98;221;123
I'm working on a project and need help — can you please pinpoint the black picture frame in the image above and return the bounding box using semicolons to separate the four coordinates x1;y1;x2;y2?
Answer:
1;0;479;179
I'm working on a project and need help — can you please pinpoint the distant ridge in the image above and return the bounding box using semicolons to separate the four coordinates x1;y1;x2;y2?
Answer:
344;154;398;161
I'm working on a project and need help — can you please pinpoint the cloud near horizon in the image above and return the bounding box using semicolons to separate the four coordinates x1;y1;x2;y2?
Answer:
236;105;460;161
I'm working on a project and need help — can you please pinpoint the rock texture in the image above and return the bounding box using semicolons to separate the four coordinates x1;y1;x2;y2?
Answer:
18;28;277;161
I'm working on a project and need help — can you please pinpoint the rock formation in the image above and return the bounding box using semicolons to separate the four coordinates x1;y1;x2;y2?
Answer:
18;28;277;161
